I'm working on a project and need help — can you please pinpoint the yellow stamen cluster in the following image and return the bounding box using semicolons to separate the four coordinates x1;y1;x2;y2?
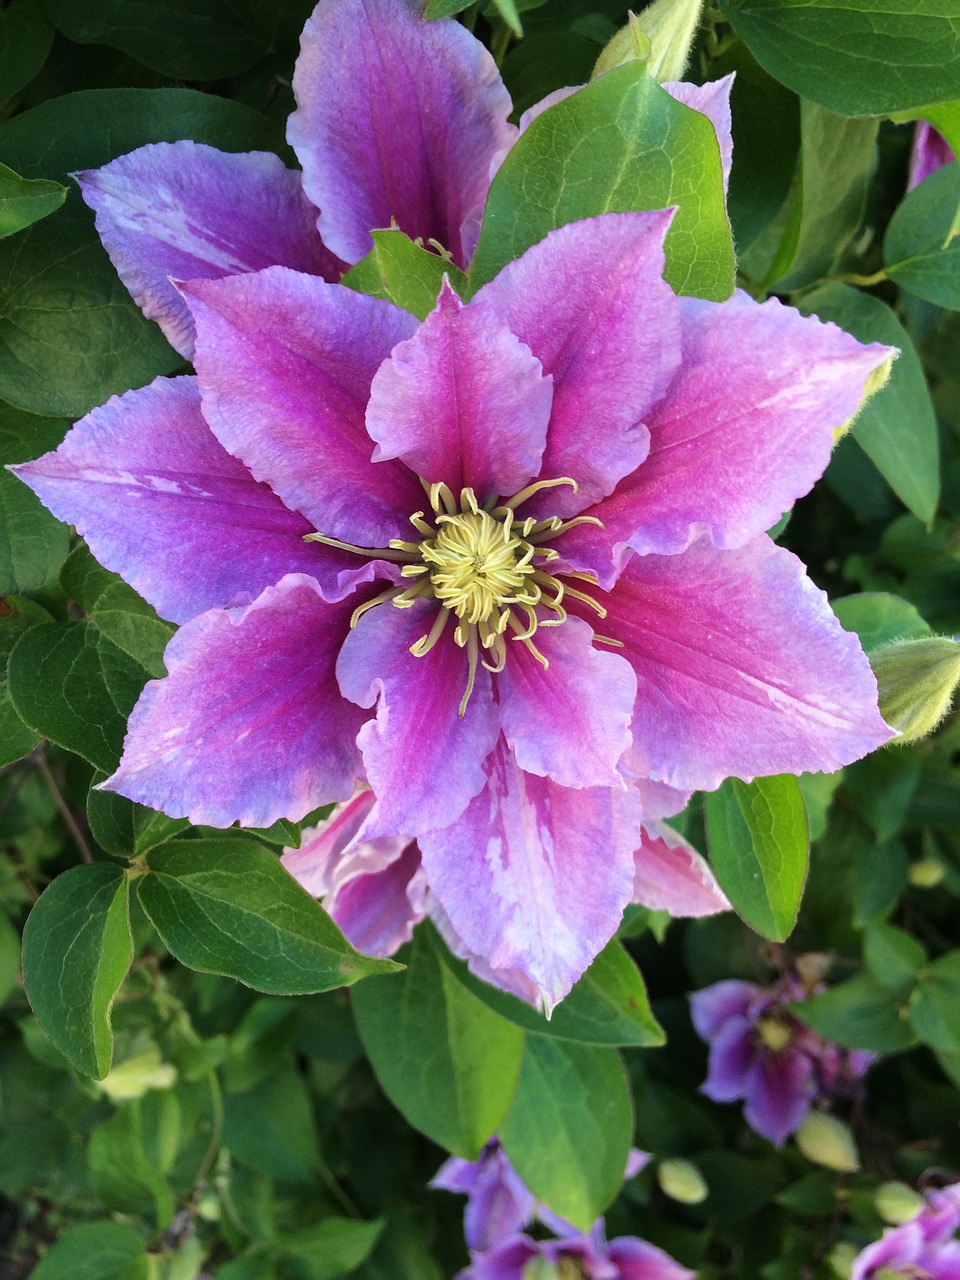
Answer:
306;477;618;715
755;1016;793;1053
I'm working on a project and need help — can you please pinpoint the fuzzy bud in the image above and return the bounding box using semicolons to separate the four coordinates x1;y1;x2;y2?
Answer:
874;1181;925;1224
592;0;703;83
827;1241;858;1278
96;1043;177;1102
871;637;960;743
909;857;946;888
795;1113;861;1173
657;1158;709;1204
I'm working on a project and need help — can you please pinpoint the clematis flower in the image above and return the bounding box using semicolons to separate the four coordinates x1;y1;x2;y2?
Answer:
74;0;734;361
689;976;872;1145
14;210;894;1008
851;1181;960;1279
907;122;955;190
456;1224;694;1280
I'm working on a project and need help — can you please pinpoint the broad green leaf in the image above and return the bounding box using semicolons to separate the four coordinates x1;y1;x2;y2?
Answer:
845;752;920;842
864;922;927;992
468;59;734;301
910;951;960;1054
21;862;134;1077
7;621;149;773
37;0;267;80
720;0;960;117
0;0;54;104
138;838;397;994
424;0;472;15
438;933;665;1047
499;1034;633;1231
0;160;64;237
0;908;21;1005
88;1100;175;1227
0;89;283;417
222;1068;320;1184
885;163;960;307
343;229;467;319
854;838;908;927
30;1222;148;1280
793;972;918;1053
801;284;940;524
704;775;809;941
832;592;932;654
351;928;524;1158
276;1219;385;1280
62;544;173;677
0;403;69;595
0;598;52;767
87;776;188;859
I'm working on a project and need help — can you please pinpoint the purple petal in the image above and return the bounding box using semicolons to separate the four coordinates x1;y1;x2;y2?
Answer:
12;377;377;623
336;600;499;836
631;821;731;917
281;790;377;898
323;840;426;957
77;142;341;359
365;280;552;498
628;776;691;821
103;574;365;827
663;76;734;190
559;292;895;578
908;122;955;189
474;212;681;516
852;1225;925;1280
288;0;514;267
496;615;635;787
742;1048;816;1145
689;980;758;1041
458;1236;540;1280
701;1019;756;1102
607;1236;697;1280
600;536;894;792
183;268;422;546
419;742;639;1011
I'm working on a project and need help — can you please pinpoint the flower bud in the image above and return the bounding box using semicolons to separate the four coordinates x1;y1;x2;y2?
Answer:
795;1113;861;1173
870;637;960;743
874;1180;925;1224
657;1158;709;1204
909;857;946;888
827;1241;858;1278
97;1043;177;1102
592;0;703;83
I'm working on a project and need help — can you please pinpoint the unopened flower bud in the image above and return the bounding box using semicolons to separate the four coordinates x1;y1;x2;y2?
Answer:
871;637;960;742
593;0;703;83
909;857;946;888
827;1241;858;1278
795;1113;861;1173
96;1043;177;1102
657;1158;709;1204
874;1180;925;1224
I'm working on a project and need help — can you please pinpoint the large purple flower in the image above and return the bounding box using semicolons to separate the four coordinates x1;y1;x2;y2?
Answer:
14;211;893;1007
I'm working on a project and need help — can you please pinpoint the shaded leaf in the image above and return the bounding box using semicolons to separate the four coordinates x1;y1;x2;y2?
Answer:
0;402;69;595
0;160;64;237
793;972;918;1053
29;1222;148;1280
343;229;466;320
885;162;960;308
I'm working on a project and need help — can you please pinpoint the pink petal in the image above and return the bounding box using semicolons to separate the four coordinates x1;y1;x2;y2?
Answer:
473;212;681;516
288;0;514;267
496;615;635;788
663;76;734;189
336;600;499;836
365;280;552;499
419;742;640;1011
12;377;377;623
183;268;422;547
631;821;731;916
607;1236;697;1280
103;574;366;827
324;841;426;957
281;790;377;898
599;536;894;793
908;122;955;189
78;142;341;359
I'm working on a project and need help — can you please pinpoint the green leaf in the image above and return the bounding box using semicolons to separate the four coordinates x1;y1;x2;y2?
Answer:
0;89;283;417
138;838;397;994
0;0;55;105
222;1068;321;1184
801;283;940;525
37;0;268;80
832;591;932;654
720;0;960;117
0;160;64;237
62;544;174;677
343;229;467;319
351;927;524;1158
276;1219;385;1280
853;838;908;927
885;163;960;308
0;402;69;595
793;972;918;1053
468;60;734;301
894;101;960;239
0;598;52;767
88;1100;175;1227
499;1034;633;1231
87;777;188;859
30;1222;148;1280
21;862;134;1078
438;934;665;1047
910;951;960;1054
704;775;809;942
0;907;22;1005
7;621;149;773
864;922;927;992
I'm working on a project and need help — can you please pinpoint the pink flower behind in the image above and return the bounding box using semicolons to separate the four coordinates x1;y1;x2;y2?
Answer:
907;123;956;190
851;1181;960;1279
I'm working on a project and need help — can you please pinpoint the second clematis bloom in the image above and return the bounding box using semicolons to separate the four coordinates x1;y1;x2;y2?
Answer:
15;210;894;1009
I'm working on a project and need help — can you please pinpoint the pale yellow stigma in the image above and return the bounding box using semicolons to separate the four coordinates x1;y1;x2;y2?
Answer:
755;1017;793;1053
421;508;537;625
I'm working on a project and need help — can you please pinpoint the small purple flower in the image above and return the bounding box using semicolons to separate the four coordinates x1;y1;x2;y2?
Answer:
852;1181;960;1279
907;123;956;190
690;976;872;1145
457;1225;694;1280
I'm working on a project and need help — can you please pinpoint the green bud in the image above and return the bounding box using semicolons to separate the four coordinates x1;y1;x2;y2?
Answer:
657;1157;709;1204
871;637;960;743
874;1180;925;1224
795;1113;861;1173
827;1241;858;1278
592;0;703;83
97;1043;177;1102
909;857;946;888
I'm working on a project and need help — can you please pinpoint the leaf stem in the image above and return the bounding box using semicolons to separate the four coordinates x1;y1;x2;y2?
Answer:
830;268;889;288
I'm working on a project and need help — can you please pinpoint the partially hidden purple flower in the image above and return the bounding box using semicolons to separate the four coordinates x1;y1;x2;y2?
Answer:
852;1181;960;1279
458;1224;694;1280
14;211;894;1009
690;976;873;1145
907;123;956;190
73;0;735;361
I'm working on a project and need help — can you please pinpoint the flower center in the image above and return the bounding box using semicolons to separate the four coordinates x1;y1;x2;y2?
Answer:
756;1016;793;1053
305;477;619;715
